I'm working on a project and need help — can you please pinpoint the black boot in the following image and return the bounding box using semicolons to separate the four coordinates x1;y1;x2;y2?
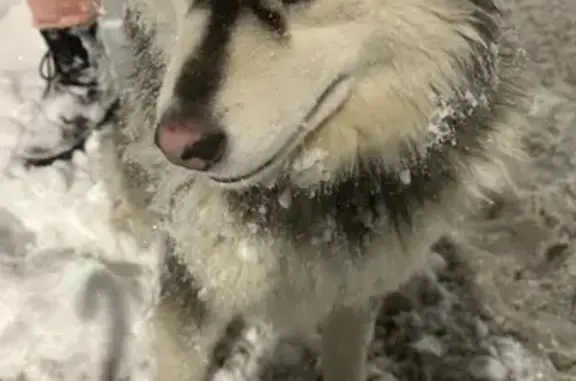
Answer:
18;21;119;165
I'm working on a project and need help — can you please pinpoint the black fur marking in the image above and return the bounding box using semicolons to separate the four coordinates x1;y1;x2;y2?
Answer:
174;0;241;115
226;0;519;250
246;0;288;36
203;316;247;381
174;0;289;120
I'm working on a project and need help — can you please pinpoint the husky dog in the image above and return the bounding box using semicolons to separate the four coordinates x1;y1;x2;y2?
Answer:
117;0;530;380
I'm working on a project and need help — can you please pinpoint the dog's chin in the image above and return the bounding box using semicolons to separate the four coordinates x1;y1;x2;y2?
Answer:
206;140;295;190
207;75;354;190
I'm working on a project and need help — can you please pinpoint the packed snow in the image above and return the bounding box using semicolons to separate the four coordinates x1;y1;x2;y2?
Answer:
0;1;162;380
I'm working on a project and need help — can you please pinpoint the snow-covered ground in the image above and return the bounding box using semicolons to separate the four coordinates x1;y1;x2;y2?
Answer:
0;1;162;380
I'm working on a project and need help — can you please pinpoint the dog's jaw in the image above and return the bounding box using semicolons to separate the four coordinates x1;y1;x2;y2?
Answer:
205;75;355;190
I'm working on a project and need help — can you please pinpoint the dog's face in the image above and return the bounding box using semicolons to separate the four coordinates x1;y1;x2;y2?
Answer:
153;0;494;188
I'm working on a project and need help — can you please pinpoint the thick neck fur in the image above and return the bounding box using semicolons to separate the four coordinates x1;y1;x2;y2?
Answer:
225;37;518;249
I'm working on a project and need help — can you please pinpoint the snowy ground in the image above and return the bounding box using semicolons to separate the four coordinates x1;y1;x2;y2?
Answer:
1;0;576;380
0;1;162;380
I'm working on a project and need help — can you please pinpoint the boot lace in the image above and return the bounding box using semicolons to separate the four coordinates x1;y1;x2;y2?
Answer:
39;50;94;89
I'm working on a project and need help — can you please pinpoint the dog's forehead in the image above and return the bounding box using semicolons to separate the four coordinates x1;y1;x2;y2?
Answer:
187;0;286;32
185;0;344;42
184;0;372;32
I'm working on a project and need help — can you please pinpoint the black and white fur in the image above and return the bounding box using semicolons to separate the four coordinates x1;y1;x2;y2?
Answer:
114;0;531;380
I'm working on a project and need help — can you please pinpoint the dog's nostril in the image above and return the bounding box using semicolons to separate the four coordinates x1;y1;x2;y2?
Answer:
155;116;227;171
181;131;227;165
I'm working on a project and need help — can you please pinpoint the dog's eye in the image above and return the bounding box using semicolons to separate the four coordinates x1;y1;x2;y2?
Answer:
281;0;312;5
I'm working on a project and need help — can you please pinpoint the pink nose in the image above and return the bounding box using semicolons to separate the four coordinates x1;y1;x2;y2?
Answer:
154;120;227;171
